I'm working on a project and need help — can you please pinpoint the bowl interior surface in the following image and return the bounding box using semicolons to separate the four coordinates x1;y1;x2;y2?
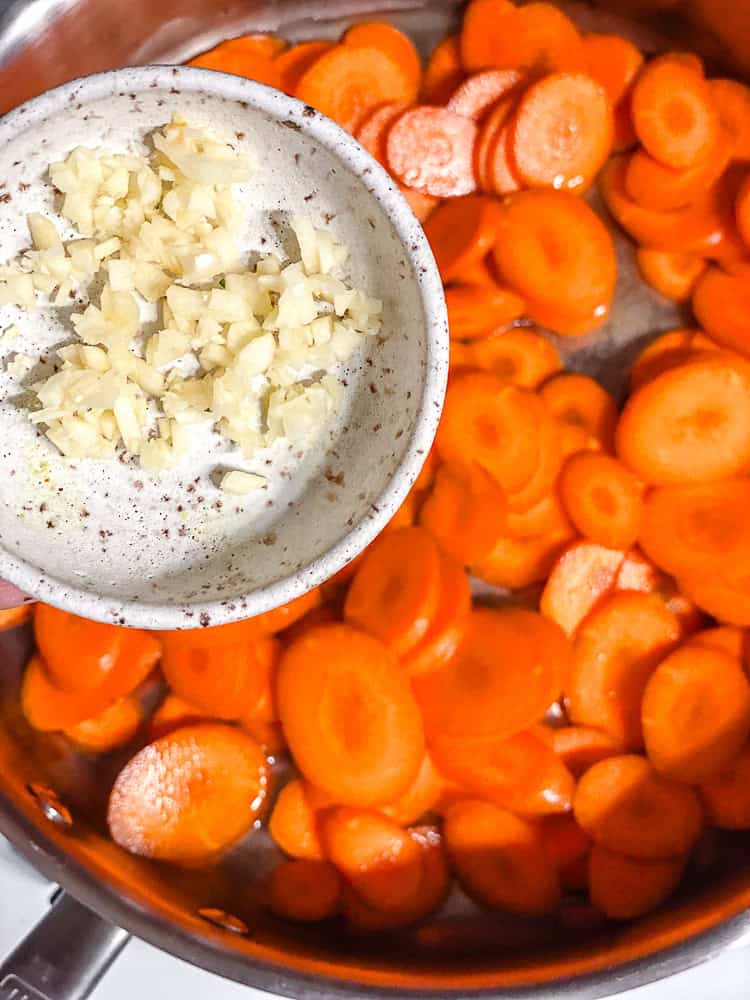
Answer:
0;66;445;628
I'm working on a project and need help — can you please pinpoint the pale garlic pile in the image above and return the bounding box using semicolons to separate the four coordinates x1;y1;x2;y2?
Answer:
0;117;382;492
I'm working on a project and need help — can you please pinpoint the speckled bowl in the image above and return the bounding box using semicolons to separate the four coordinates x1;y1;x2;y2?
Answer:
0;66;448;629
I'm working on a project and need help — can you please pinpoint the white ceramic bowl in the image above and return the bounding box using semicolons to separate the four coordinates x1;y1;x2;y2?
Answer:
0;66;448;629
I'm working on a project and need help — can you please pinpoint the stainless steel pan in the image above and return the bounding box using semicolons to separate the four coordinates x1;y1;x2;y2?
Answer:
0;1;749;998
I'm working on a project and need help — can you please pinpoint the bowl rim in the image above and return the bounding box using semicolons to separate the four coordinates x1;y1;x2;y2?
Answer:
0;64;448;630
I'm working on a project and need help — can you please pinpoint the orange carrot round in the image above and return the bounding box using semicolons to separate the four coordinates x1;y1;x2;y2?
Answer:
540;373;617;451
540;541;625;638
420;462;507;567
636;249;707;301
558;451;644;551
343;21;422;96
355;101;409;164
552;726;624;778
583;32;643;106
147;693;211;742
421;34;464;104
692;267;750;356
268;859;341;922
467;328;561;387
710;77;750;159
700;744;750;829
386;106;478;197
188;34;284;88
423;194;503;283
462;0;582;75
268;778;324;861
275;41;334;94
401;554;472;678
64;696;142;753
446;281;525;340
447;69;524;121
276;624;424;806
588;845;685;919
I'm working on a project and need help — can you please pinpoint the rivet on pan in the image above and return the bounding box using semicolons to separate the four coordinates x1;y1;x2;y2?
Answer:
26;783;73;828
198;908;249;935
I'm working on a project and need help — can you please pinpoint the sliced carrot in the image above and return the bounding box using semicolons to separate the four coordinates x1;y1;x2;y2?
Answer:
511;72;613;193
737;172;750;249
552;726;624;778
629;328;703;390
467;328;561;387
401;555;472;678
344;526;441;657
506;488;569;538
524;298;609;336
242;718;287;757
539;373;617;451
420;462;506;567
159;626;271;720
479;100;523;195
700;744;750;829
356;101;409;164
583;33;643;106
558;451;644;552
710;78;750;159
343;21;422;96
693;266;750;356
421;34;464;105
399;185;439;221
540;814;592;870
447;69;524;121
599;155;737;256
0;604;32;631
34;603;160;694
147;693;211;742
107;723;270;862
638;479;750;580
589;845;685;919
436;372;551;494
321;807;424;911
631;54;720;168
573;754;703;859
558;421;602;460
64;696;142;753
642;645;750;784
688;625;748;661
446;282;526;340
568;591;681;749
268;778;324;860
540;541;625;638
509;418;563;522
254;588;322;634
444;799;561;915
268;859;341;922
625;137;732;213
613;549;704;637
277;623;424;806
461;0;582;75
423;195;503;283
493;190;616;325
472;523;575;590
679;568;750;627
341;825;450;930
414;607;570;745
379;753;445;825
386;106;478;198
431;730;575;816
275;41;334;94
188;34;284;88
295;45;417;132
616;354;750;484
22;655;119;731
636;248;707;301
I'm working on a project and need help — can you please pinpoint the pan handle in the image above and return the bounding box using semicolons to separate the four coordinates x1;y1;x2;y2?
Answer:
0;891;129;1000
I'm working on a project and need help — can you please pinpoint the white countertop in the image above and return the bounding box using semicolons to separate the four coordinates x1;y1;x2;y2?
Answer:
2;837;748;999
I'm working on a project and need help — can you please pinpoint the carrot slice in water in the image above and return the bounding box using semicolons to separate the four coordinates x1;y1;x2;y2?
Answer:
386;106;478;197
472;522;575;591
379;753;446;825
269;778;324;860
34;603;160;694
478;98;523;195
277;623;424;806
678;569;750;627
345;526;441;657
461;0;582;75
636;248;707;301
431;730;575;816
505;404;562;514
629;328;709;390
540;814;592;870
552;726;624;778
296;45;417;132
447;69;524;120
188;34;284;87
589;845;685;919
511;72;613;193
558;451;644;551
254;588;322;634
356;101;409;163
421;34;463;104
107;723;270;862
420;462;507;566
22;656;117;731
64;696;142;753
343;21;422;95
700;745;750;829
613;549;704;637
467;328;561;387
540;541;625;638
147;693;211;742
414;608;570;745
688;626;748;661
625;137;733;212
0;605;32;631
401;555;471;678
711;77;750;159
423;194;503;283
642;645;750;783
574;754;703;859
399;185;439;221
268;859;341;922
275;41;334;94
568;591;681;749
493;189;616;322
692;267;750;356
616;354;750;484
583;33;643;106
631;54;720;168
444;799;561;915
446;282;525;340
540;373;617;451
